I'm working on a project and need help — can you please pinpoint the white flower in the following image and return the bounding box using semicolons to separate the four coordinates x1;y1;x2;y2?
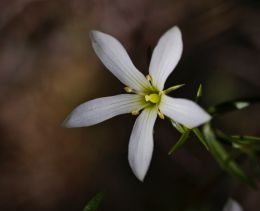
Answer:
63;26;211;181
222;199;243;211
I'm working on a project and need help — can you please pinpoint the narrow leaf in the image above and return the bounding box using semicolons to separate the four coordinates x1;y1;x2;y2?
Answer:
203;124;254;186
192;128;209;150
171;120;186;134
196;83;202;102
231;135;260;143
216;130;260;150
164;84;185;94
168;130;190;155
208;96;260;115
83;192;104;211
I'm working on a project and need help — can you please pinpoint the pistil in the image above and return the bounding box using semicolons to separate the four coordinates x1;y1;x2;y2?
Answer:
145;93;160;104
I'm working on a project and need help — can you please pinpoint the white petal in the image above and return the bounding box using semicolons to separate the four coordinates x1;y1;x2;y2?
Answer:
63;94;144;127
149;26;183;90
90;31;151;91
128;108;157;181
159;95;211;128
222;199;243;211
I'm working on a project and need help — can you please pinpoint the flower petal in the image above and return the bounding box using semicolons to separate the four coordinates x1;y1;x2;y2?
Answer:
128;108;157;181
159;95;211;128
149;26;183;90
222;199;243;211
63;94;144;127
90;31;151;91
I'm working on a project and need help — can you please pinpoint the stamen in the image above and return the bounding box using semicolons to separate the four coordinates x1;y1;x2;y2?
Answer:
124;87;133;93
146;74;152;82
131;110;140;115
145;95;151;102
158;110;165;119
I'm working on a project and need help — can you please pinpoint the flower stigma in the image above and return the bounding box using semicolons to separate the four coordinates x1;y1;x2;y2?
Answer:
145;93;160;104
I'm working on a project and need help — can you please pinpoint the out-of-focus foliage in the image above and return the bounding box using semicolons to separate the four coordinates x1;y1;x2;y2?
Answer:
82;192;103;211
208;97;260;115
169;85;260;187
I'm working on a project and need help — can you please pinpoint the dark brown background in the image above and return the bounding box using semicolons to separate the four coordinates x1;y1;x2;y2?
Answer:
0;0;260;210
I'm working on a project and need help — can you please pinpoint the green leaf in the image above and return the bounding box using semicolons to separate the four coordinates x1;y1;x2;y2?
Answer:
216;130;260;150
168;130;190;155
192;128;209;151
164;84;185;94
171;120;187;134
231;135;260;143
83;192;104;211
208;96;260;115
231;136;260;152
196;83;202;102
202;124;254;186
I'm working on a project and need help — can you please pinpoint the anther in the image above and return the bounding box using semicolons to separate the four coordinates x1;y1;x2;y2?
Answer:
158;110;165;119
131;110;140;116
145;95;151;102
146;74;152;82
124;87;133;93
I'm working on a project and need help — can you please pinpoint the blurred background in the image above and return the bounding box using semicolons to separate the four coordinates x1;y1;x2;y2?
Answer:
0;0;260;210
